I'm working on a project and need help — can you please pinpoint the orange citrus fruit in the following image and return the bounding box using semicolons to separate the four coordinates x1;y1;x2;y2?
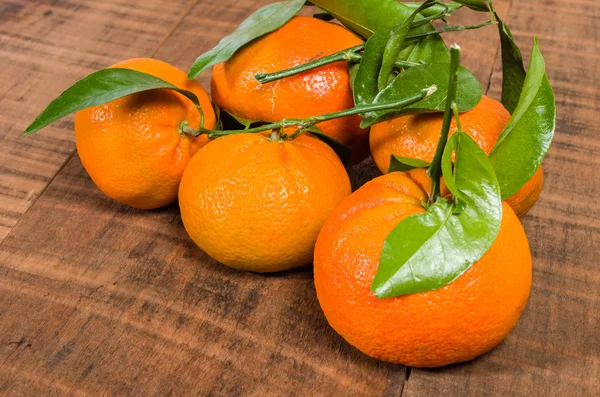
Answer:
179;131;351;272
75;58;216;209
505;167;544;217
370;95;543;217
314;169;532;367
211;16;369;163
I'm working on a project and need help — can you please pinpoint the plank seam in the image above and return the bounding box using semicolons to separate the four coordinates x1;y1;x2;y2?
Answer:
399;367;412;397
150;0;199;58
0;150;76;246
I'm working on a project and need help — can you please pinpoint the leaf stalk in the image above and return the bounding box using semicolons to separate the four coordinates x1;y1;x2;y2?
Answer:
181;86;436;139
254;20;495;85
427;44;461;206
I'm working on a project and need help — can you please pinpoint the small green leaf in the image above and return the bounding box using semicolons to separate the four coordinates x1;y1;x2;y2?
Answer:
188;0;305;79
388;155;430;173
229;112;261;130
378;1;434;91
371;131;502;298
304;126;351;165
489;38;555;199
360;63;482;127
454;0;489;12
353;29;389;106
492;4;526;113
396;33;450;65
24;68;201;135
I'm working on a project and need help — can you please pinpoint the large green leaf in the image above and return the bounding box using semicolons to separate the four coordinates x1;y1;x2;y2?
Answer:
371;131;502;298
188;0;305;79
489;39;556;198
24;68;201;135
310;0;460;38
310;0;422;38
360;63;482;127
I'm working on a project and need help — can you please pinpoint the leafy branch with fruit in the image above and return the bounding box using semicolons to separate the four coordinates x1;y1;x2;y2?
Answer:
24;0;555;368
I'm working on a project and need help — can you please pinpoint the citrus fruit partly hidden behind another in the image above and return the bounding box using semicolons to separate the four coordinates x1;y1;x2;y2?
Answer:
369;95;544;217
211;16;369;164
179;131;352;272
314;169;532;368
74;58;216;210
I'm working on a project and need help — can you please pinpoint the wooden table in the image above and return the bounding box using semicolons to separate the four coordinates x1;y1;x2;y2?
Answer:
1;0;598;395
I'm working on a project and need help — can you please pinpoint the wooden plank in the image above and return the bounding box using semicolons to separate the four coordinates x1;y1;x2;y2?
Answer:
405;0;600;396
0;155;408;396
0;0;194;242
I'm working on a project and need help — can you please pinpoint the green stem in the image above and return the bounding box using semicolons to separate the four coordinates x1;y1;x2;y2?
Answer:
451;102;463;132
347;53;421;68
406;20;496;42
256;46;421;84
255;45;363;84
427;44;461;206
254;20;495;85
183;86;436;139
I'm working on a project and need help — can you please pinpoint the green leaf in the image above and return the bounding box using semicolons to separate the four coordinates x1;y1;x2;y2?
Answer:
353;29;389;106
311;0;460;38
378;1;434;91
454;0;489;12
310;0;419;38
228;111;261;130
388;155;430;173
24;68;201;135
304;126;352;165
348;63;360;89
188;0;305;79
353;29;449;107
371;131;502;298
360;63;482;127
489;38;555;199
492;4;526;113
396;33;451;64
464;1;528;112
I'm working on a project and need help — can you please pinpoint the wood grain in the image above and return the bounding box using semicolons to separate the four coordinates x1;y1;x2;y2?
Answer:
1;0;597;396
0;156;410;396
405;0;600;396
0;0;194;242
